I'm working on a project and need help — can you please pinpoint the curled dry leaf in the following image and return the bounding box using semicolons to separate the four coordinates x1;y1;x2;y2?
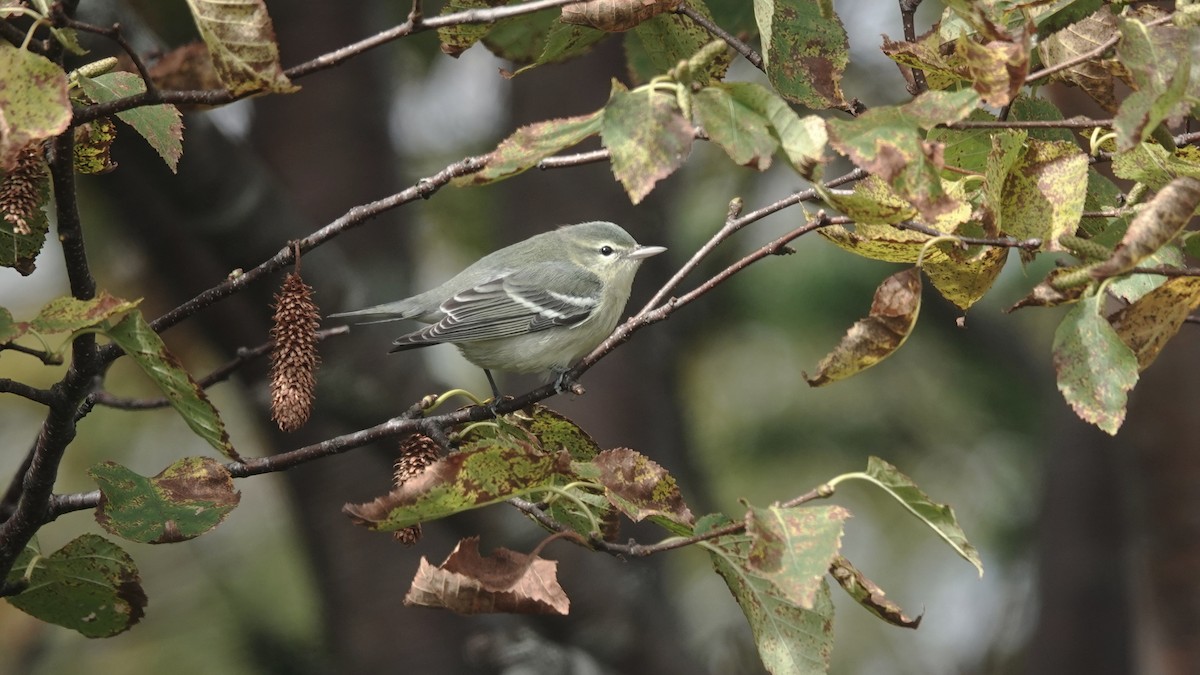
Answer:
404;536;569;615
805;268;922;386
829;555;922;629
561;0;680;33
1091;176;1200;279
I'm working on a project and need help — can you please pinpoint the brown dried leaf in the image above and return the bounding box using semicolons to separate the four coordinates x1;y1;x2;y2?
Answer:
829;555;922;628
805;268;922;386
591;447;694;526
404;536;569;615
561;0;680;32
1037;6;1123;112
147;42;223;93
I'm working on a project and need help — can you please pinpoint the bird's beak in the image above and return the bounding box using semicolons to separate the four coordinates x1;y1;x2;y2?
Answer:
628;245;667;260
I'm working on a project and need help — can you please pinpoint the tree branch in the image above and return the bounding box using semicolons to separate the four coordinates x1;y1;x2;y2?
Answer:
897;0;928;95
72;0;584;125
676;3;764;72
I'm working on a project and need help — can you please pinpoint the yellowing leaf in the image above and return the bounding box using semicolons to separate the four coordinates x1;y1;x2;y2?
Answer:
184;0;298;96
455;110;602;186
343;441;571;530
1108;276;1200;371
956;35;1028;107
924;245;1009;311
829;555;922;628
0;43;70;172
997;139;1087;248
805;268;922;386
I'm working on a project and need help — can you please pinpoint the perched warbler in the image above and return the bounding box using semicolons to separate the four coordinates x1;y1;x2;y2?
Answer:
330;221;666;396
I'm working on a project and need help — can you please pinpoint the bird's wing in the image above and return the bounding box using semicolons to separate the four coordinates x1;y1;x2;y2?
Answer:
389;263;602;350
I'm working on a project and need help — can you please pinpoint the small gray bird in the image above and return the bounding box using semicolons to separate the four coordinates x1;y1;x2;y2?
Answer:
330;221;666;396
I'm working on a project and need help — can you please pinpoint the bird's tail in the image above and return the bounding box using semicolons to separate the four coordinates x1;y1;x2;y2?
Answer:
327;300;420;324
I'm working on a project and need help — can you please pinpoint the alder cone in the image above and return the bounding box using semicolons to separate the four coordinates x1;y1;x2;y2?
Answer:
269;271;320;432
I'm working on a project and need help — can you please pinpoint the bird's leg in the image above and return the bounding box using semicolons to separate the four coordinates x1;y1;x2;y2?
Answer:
552;369;586;396
484;369;501;399
484;369;506;417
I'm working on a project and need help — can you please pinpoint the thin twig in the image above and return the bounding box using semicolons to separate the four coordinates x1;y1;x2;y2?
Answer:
945;118;1112;130
676;3;764;71
50;11;158;97
0;380;56;406
538;149;610;170
0;342;63;365
898;0;927;95
893;221;1042;251
1027;13;1174;84
73;0;584;125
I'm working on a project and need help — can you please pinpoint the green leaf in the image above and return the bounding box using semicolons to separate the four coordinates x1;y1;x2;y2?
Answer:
693;86;779;170
483;7;560;63
29;290;140;334
805;268;922;386
854;457;984;576
438;0;509;57
757;0;850;110
512;20;608;76
720;82;826;175
89;458;241;544
629;7;730;86
104;312;239;460
1113;16;1200;150
702;514;835;675
1111;143;1200;190
77;72;184;173
1052;291;1139;435
342;440;571;530
996;139;1088;247
745;504;849;609
0;307;18;343
584;447;695;528
600;80;695;204
0;43;71;171
184;0;298;96
5;534;147;638
455;110;602;186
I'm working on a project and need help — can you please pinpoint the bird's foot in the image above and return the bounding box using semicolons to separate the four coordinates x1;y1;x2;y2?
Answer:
552;371;586;396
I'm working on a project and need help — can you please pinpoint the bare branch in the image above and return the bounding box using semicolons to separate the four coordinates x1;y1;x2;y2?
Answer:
0;379;55;406
676;3;764;72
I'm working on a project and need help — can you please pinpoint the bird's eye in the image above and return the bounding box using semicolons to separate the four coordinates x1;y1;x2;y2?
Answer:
600;245;615;256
